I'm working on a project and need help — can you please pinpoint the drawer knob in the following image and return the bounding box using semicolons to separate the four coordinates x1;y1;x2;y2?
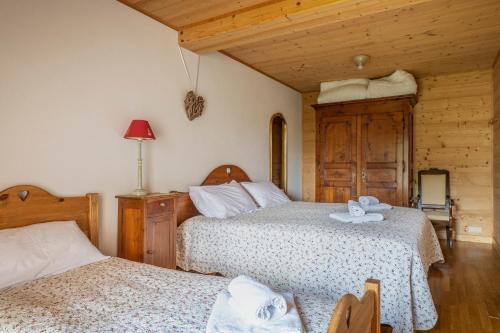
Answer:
146;250;153;254
159;203;166;207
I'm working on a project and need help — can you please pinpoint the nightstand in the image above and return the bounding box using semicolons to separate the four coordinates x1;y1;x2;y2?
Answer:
116;194;176;269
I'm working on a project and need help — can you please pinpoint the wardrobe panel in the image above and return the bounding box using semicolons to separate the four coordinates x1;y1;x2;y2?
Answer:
360;112;404;206
316;115;357;203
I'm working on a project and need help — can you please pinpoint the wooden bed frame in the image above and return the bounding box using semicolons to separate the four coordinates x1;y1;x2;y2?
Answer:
170;164;252;226
328;279;381;333
0;185;99;247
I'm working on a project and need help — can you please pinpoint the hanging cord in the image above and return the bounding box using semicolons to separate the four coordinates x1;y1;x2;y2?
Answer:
177;45;201;94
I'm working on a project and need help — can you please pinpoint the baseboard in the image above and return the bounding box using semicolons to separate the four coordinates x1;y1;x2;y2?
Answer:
493;238;500;256
455;234;493;244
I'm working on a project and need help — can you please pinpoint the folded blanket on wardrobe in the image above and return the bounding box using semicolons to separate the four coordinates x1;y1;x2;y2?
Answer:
206;290;304;333
347;200;365;216
227;275;287;321
329;212;384;223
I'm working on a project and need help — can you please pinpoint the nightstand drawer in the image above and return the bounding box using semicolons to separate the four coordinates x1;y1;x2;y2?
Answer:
146;198;173;217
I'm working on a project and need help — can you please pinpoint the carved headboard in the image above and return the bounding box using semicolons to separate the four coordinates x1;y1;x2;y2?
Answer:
172;164;251;225
0;185;99;247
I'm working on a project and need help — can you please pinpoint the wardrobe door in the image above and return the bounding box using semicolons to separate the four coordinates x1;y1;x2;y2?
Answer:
360;112;404;206
316;115;357;202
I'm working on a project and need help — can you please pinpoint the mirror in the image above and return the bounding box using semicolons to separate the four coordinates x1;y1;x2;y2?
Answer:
269;113;287;192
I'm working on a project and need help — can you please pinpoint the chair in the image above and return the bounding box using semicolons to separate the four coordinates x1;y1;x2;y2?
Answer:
415;168;454;248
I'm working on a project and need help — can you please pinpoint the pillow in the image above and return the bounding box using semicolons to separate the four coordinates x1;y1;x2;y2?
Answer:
29;221;108;277
0;221;108;289
189;181;258;219
241;181;291;208
0;227;48;289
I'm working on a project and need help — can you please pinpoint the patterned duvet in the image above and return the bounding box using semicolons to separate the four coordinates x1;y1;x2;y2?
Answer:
177;202;444;333
0;258;336;333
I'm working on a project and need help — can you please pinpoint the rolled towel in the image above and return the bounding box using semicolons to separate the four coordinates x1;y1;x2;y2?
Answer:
362;203;393;212
329;212;384;224
207;290;303;333
358;196;380;206
347;200;365;216
228;275;287;322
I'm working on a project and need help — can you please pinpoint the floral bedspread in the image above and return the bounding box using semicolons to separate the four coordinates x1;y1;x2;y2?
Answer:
0;258;336;333
177;202;444;333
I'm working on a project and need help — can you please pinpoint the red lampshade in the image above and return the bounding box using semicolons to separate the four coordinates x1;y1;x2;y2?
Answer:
123;120;156;140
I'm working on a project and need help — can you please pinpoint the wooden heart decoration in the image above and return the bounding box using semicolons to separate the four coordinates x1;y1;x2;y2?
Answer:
17;190;29;202
184;90;205;121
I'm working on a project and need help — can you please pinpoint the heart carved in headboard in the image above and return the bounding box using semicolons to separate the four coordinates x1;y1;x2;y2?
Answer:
17;190;29;202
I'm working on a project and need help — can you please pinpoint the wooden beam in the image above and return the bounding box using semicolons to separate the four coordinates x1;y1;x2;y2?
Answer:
178;0;433;53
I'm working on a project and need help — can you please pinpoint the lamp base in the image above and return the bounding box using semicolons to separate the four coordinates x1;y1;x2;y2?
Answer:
132;188;148;196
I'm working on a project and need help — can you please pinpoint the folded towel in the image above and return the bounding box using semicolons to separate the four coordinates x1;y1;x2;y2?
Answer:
347;200;365;216
361;203;393;212
228;275;287;321
358;196;380;206
329;212;384;223
206;290;304;333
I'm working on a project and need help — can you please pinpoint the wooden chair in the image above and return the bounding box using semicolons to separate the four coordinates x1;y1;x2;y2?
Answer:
327;279;381;333
415;168;454;248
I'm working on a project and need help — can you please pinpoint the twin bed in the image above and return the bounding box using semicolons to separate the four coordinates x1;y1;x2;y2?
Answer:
0;165;443;333
0;184;379;333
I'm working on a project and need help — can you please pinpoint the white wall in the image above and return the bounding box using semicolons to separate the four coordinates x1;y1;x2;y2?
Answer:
0;0;302;255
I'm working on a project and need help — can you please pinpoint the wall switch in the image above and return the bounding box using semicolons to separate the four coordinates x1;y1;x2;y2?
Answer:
465;226;482;234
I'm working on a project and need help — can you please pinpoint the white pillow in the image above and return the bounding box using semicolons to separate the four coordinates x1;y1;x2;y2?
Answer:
0;221;108;289
241;181;291;208
0;227;48;289
189;181;258;219
29;221;108;277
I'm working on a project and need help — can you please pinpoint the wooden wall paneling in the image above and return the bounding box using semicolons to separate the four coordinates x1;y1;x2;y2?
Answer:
302;92;319;201
414;70;494;243
493;51;500;248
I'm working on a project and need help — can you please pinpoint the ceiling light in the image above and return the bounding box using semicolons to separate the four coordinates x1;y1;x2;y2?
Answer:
353;55;370;70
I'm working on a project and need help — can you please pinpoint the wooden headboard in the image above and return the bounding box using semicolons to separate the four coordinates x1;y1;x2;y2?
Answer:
172;164;251;225
0;185;99;247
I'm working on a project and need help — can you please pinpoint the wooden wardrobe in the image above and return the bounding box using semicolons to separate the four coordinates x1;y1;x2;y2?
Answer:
313;95;415;207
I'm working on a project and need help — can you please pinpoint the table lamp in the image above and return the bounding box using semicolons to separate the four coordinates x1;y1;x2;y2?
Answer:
123;120;156;196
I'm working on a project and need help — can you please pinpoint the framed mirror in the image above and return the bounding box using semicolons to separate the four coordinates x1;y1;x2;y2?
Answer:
269;113;287;192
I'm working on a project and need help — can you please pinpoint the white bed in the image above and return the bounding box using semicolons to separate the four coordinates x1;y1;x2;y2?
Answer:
177;201;444;333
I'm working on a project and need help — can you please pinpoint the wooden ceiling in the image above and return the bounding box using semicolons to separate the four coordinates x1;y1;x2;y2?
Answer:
120;0;500;92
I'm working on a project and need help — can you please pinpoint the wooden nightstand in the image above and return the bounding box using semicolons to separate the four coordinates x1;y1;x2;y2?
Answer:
116;194;176;269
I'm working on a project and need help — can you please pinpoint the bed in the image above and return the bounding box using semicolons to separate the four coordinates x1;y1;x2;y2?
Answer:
174;165;444;333
0;185;380;333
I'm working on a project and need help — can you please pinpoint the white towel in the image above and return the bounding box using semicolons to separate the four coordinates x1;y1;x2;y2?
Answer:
228;275;287;321
358;196;380;206
361;203;393;212
329;212;384;223
206;291;304;333
347;200;365;216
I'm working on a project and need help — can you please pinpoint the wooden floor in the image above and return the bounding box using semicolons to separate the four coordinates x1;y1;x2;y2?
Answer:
418;241;500;333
